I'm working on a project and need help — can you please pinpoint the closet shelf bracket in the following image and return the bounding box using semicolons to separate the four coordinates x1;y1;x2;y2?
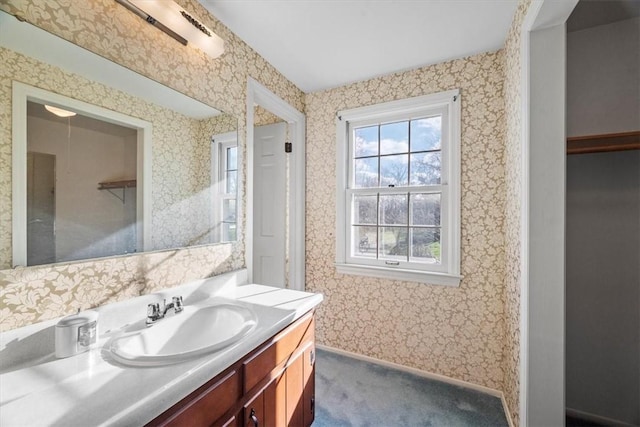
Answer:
98;179;136;204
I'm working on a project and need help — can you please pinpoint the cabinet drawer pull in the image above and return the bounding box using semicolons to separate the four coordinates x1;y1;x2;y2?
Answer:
250;408;259;427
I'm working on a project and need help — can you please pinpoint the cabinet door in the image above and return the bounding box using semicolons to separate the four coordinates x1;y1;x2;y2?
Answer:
285;350;304;426
218;413;240;427
265;374;286;427
303;346;315;426
289;344;316;427
244;389;263;427
244;380;279;427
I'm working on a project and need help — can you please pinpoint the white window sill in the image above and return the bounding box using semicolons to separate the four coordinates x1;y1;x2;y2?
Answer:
335;263;462;287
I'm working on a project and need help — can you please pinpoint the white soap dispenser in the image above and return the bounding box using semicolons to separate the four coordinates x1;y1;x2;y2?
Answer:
55;309;99;358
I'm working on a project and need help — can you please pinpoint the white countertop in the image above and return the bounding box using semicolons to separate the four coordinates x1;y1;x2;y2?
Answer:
0;272;323;426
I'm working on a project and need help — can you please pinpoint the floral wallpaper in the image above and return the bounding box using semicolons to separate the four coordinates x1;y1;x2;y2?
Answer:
0;3;532;424
0;0;304;332
305;50;508;391
502;1;532;425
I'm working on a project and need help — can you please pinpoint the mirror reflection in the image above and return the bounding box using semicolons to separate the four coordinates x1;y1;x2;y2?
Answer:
0;10;238;268
27;102;139;265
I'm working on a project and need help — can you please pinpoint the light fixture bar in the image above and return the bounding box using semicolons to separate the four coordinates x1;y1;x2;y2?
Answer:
114;0;225;59
115;0;187;46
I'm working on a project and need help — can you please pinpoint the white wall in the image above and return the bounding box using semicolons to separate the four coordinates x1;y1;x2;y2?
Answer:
565;15;640;425
527;22;567;427
27;104;138;263
566;150;640;425
567;17;640;137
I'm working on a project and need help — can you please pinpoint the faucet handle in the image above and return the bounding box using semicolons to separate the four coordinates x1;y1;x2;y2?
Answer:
172;296;184;313
147;302;161;318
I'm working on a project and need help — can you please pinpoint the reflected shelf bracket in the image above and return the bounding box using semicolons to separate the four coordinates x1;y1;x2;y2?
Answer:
98;179;137;204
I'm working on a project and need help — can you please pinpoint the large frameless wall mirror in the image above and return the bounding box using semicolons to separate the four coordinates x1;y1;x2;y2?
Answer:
0;9;238;268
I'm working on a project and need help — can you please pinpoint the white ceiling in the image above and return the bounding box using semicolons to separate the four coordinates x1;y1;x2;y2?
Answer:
200;0;520;93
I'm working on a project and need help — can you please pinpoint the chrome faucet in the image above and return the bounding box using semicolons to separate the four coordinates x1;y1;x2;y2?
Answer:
146;296;184;326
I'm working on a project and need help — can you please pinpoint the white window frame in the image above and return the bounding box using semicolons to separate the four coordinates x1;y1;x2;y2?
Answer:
211;132;238;243
335;90;462;286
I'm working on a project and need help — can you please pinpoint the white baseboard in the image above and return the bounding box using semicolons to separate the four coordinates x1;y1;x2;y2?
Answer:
566;407;637;427
316;344;515;427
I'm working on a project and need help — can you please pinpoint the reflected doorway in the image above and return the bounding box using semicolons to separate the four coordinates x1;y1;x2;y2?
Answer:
26;152;55;265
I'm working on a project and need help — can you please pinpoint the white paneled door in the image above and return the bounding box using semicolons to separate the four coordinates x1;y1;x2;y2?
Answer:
252;122;287;287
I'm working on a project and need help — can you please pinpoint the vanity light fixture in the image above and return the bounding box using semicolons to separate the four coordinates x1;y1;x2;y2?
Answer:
115;0;225;59
44;105;77;118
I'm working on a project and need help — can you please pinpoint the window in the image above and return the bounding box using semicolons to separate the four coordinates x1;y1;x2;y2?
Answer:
336;90;461;286
212;133;238;242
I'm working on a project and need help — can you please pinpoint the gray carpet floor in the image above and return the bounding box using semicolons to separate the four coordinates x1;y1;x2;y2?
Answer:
314;348;509;427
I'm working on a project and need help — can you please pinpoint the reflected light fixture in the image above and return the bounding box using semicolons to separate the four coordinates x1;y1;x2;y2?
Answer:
115;0;225;59
44;105;77;118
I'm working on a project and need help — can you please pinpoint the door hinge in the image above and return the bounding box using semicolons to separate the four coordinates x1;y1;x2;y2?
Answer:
285;142;292;153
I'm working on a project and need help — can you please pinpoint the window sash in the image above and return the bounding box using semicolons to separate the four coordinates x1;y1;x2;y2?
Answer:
347;105;450;190
345;188;450;273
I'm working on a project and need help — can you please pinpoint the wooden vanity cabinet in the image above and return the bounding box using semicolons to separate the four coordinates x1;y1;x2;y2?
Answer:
147;311;315;427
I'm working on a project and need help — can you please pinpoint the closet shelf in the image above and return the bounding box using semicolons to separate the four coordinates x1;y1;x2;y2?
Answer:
98;180;137;190
567;130;640;155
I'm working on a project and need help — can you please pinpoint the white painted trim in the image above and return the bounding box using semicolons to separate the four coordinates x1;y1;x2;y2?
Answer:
211;131;238;244
335;90;461;285
137;123;152;252
246;77;306;291
565;408;638;427
317;344;504;398
518;3;543;425
335;263;461;286
520;1;578;426
11;82;152;266
336;89;459;122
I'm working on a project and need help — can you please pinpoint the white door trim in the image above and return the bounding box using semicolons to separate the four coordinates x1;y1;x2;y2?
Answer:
520;1;578;426
245;77;306;291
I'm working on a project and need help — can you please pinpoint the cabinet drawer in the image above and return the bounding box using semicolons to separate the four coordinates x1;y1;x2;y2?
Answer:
243;313;314;393
151;369;241;427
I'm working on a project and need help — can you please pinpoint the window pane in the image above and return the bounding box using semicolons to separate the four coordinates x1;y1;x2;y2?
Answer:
353;195;377;225
380;154;408;187
379;194;407;225
410;116;441;152
410;228;440;264
380;121;408;155
379;227;408;260
352;226;377;258
226;146;237;170
411;193;440;226
354;126;378;157
410;152;441;185
222;222;237;242
223;198;236;222
354;157;379;188
225;170;237;193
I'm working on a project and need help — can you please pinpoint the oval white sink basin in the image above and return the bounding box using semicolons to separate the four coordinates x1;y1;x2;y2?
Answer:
109;303;257;366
